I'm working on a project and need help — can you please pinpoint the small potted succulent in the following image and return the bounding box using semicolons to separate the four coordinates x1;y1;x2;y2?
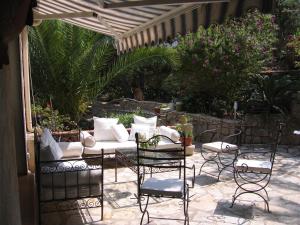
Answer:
176;115;193;146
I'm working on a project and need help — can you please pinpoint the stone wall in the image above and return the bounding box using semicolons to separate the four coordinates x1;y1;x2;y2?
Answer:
91;98;158;117
92;98;299;145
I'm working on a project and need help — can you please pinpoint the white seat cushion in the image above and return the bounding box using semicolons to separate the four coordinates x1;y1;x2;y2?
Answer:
202;141;238;152
236;159;272;173
84;139;180;155
58;142;83;158
84;141;137;154
141;177;184;198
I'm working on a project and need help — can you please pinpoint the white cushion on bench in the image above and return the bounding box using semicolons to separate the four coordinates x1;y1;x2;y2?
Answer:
84;141;137;154
84;139;180;155
58;142;83;158
202;141;238;152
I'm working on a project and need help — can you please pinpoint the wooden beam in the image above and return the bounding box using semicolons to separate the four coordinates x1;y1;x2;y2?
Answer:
33;11;95;20
104;0;230;9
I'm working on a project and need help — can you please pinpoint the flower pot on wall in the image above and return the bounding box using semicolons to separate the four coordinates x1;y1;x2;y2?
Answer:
154;106;160;114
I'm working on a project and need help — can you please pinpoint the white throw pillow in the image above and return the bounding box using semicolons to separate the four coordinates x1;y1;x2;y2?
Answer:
80;131;96;147
133;115;157;127
111;124;129;142
129;124;151;141
159;126;180;142
93;117;118;141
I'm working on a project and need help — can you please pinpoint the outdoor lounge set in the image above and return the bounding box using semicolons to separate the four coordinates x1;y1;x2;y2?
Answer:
35;115;283;224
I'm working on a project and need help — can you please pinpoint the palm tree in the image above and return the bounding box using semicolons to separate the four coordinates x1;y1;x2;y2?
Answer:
29;20;179;121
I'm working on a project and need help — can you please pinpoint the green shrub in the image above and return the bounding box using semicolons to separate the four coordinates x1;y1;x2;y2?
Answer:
175;10;278;116
242;74;300;115
32;105;77;131
108;107;146;128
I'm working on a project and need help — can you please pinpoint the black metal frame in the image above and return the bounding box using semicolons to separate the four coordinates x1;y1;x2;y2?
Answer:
198;128;242;181
136;134;189;225
34;129;104;224
230;123;284;212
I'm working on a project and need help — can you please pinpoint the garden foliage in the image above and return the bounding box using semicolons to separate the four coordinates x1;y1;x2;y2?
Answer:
29;21;179;121
175;10;278;116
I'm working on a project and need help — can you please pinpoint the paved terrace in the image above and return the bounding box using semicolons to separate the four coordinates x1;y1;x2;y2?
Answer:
42;145;300;225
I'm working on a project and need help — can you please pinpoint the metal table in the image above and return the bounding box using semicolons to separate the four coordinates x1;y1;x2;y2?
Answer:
115;148;195;187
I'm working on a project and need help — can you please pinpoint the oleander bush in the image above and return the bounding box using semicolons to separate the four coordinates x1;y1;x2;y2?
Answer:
175;10;278;116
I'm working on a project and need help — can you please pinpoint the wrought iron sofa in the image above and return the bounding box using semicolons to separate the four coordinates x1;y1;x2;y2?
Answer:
34;128;104;224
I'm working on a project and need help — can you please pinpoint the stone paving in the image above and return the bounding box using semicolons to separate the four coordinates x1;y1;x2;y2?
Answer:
42;145;300;225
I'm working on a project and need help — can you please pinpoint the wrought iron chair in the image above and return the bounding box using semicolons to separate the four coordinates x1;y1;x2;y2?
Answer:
198;127;242;181
230;123;284;212
135;133;189;225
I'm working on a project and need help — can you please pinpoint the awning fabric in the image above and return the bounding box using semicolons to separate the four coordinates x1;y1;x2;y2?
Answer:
33;0;273;53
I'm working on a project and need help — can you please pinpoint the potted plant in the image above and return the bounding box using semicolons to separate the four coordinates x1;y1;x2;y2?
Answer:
176;115;193;146
179;130;193;146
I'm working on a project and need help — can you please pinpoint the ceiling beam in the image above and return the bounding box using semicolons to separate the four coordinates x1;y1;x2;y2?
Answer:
104;0;230;9
33;11;95;20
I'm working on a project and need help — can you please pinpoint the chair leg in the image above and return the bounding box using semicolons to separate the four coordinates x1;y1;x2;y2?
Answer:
231;172;271;212
184;185;190;225
139;195;150;225
231;191;270;212
199;158;220;176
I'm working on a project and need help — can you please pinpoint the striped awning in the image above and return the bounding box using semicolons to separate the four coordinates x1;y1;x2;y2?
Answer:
33;0;273;52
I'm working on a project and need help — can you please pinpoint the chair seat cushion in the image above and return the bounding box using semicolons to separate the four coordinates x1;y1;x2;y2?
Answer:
141;177;184;198
202;141;238;152
84;139;180;154
236;159;272;173
84;141;137;154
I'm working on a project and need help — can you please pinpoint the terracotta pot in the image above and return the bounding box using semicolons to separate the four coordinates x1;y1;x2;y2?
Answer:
180;137;192;146
154;107;160;114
